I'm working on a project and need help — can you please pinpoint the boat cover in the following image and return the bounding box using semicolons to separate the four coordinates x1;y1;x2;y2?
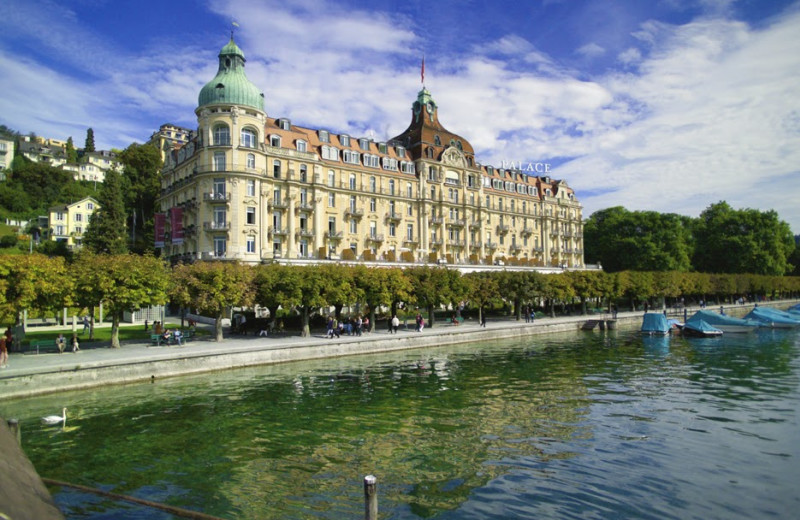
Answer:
641;313;671;334
745;307;800;327
686;310;759;329
682;319;723;336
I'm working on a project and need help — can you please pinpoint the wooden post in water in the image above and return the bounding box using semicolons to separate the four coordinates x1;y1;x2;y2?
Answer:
7;418;21;446
364;475;378;520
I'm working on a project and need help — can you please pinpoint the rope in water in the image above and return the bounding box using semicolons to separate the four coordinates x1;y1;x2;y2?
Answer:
42;478;227;520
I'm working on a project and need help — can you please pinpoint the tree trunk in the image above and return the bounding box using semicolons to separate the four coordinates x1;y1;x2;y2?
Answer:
334;303;344;320
427;305;435;328
369;306;376;332
110;313;121;348
89;305;95;341
581;297;587;315
514;298;521;320
301;306;310;337
549;299;556;318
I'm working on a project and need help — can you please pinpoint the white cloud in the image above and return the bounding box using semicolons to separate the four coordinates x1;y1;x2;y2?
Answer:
576;42;606;59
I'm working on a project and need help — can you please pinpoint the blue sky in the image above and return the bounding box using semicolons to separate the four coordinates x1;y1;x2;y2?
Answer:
2;0;800;232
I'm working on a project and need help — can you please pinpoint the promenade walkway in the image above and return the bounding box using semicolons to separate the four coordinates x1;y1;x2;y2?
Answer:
1;300;791;400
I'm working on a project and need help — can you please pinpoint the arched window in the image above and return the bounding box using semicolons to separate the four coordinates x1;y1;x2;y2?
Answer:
213;124;230;146
240;127;257;148
434;135;441;146
246;153;255;169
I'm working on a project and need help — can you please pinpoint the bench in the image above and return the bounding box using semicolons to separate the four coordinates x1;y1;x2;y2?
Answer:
27;340;61;355
150;334;164;346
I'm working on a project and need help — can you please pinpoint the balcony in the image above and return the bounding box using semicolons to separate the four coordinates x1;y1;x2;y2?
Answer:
271;227;288;236
450;219;466;228
468;220;482;230
296;229;314;238
183;225;197;237
403;238;419;246
345;208;365;219
297;202;314;212
325;231;343;240
497;224;510;234
534;246;544;252
203;192;230;203
367;234;384;243
385;212;402;223
269;199;289;209
470;242;482;249
430;216;444;225
486;242;498;249
203;221;230;231
447;239;465;247
521;227;534;236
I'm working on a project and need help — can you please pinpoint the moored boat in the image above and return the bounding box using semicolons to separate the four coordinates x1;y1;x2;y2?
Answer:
685;310;759;333
641;313;671;335
679;319;723;337
744;307;800;328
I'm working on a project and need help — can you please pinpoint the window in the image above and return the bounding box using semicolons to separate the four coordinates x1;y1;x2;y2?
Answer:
370;198;376;212
213;124;230;145
434;135;441;146
297;140;307;153
75;214;82;222
321;146;339;161
389;222;396;237
213;152;226;171
270;135;281;147
273;188;281;204
364;154;379;168
55;212;65;221
213;178;226;196
396;145;405;157
246;153;255;169
273;239;282;256
370;176;377;193
349;174;357;190
350;219;358;233
343;150;360;164
299;240;308;258
318;130;329;143
408;204;413;216
300;188;308;206
407;183;413;198
214;237;227;257
370;221;377;237
359;138;370;151
328;170;336;187
273;159;281;178
328;193;335;207
407;224;413;241
511;200;515;212
56;225;64;235
246;236;256;253
382;157;398;171
349;195;357;211
400;161;415;174
340;135;350;147
240;128;256;148
87;203;94;210
75;226;82;234
328;217;336;233
246;207;256;225
299;165;307;182
273;211;282;228
213;207;226;226
246;179;255;197
389;179;396;195
279;118;291;130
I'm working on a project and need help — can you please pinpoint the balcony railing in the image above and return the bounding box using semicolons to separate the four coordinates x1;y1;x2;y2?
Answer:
447;240;465;247
345;208;364;218
325;231;343;239
271;228;288;236
450;219;466;227
296;229;314;238
203;192;230;202
269;199;289;209
469;220;482;229
385;212;402;222
521;227;534;236
486;242;498;249
203;221;230;231
497;224;510;233
430;216;444;225
367;234;384;242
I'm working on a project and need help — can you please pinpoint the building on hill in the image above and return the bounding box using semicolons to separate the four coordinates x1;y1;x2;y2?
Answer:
156;37;585;270
148;123;193;163
0;137;13;177
61;150;122;183
18;137;68;168
47;197;100;249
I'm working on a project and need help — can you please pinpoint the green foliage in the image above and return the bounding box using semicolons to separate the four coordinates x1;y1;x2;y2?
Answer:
0;254;72;326
6;159;73;216
171;261;255;341
84;128;96;153
84;169;128;254
692;202;795;276
584;206;693;272
120;143;162;254
66;137;78;163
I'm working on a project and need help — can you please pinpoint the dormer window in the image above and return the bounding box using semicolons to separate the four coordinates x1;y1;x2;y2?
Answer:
270;135;281;147
434;135;441;146
359;138;370;151
296;140;307;153
340;135;350;147
279;118;291;130
319;130;329;143
378;142;388;154
396;145;405;158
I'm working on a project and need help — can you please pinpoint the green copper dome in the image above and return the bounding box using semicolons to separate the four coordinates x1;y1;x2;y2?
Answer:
198;38;264;111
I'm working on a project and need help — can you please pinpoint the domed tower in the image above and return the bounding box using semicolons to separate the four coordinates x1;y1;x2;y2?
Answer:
198;37;265;111
391;87;476;165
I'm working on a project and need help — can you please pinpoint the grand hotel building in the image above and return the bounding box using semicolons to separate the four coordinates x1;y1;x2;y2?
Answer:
157;38;585;269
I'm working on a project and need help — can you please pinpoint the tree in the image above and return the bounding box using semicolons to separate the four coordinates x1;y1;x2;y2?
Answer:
65;137;79;163
406;267;465;327
253;263;297;324
693;202;795;276
464;271;500;324
120;143;162;253
84;254;170;348
0;254;72;330
84;169;128;254
353;266;412;331
584;206;693;272
171;261;255;341
84;128;96;153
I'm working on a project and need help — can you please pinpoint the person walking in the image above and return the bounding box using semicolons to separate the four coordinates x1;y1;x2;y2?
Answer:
391;314;400;334
480;311;487;328
71;333;81;353
82;315;90;335
0;334;8;368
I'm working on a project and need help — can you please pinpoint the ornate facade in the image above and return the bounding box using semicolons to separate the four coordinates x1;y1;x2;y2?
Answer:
157;38;584;269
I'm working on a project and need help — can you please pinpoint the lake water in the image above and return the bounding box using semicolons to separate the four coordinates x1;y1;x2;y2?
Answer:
2;327;799;519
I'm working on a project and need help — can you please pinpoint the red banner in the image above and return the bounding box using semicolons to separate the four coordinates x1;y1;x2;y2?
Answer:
171;207;184;245
154;213;166;248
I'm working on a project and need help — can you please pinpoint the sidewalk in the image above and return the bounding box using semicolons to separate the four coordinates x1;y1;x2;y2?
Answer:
1;301;790;399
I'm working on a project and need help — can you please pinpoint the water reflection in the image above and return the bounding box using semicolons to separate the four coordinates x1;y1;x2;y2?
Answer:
2;329;798;519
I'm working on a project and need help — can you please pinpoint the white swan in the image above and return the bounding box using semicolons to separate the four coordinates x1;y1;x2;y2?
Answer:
42;407;67;424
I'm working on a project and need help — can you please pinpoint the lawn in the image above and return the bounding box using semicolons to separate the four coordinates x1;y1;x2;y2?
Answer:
21;325;206;345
